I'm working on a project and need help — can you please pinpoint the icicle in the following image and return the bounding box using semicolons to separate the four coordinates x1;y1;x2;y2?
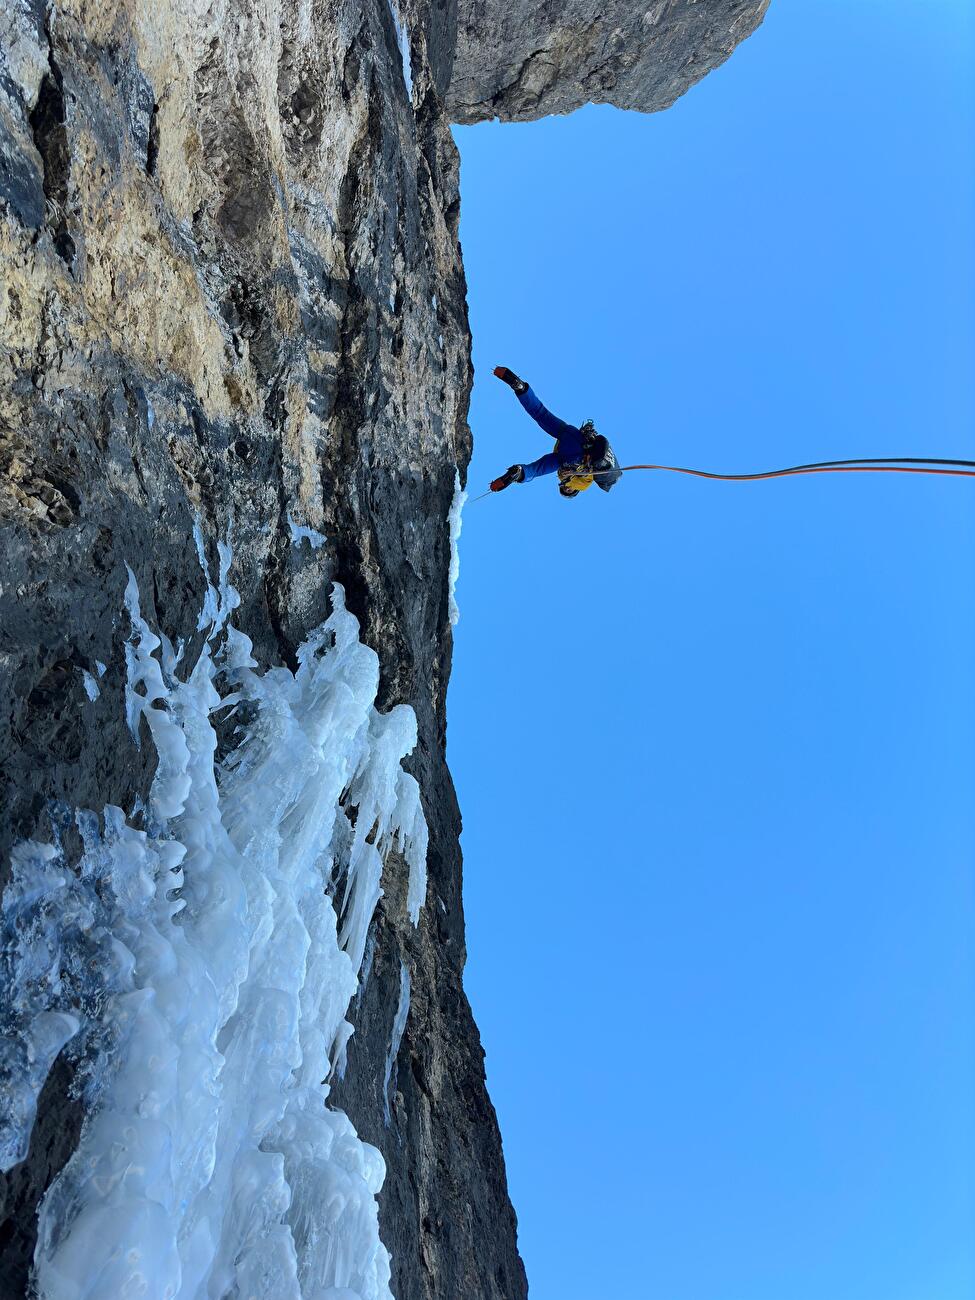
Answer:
383;962;411;1127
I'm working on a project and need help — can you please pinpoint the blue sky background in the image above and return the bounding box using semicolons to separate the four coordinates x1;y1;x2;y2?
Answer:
449;3;974;1299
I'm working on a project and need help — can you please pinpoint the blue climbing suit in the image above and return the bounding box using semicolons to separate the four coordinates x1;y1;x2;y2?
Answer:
516;386;587;482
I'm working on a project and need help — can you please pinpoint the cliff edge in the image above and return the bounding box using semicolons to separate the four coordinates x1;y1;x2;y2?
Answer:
446;0;769;123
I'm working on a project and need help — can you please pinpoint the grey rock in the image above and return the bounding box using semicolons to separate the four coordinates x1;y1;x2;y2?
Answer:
447;0;770;123
0;1;513;1293
0;0;769;1294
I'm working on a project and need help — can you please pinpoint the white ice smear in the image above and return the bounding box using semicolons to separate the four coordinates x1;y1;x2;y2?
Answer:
191;518;221;632
81;671;100;701
288;514;327;551
388;1;412;97
382;963;410;1128
447;470;466;628
0;544;430;1300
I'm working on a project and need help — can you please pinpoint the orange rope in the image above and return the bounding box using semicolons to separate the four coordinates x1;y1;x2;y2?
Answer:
472;455;975;500
615;462;975;481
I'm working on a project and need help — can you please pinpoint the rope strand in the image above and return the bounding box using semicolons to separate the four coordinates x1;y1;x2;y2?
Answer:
596;455;975;482
471;456;975;500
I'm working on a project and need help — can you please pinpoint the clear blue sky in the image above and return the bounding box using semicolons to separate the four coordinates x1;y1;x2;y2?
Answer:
449;3;974;1299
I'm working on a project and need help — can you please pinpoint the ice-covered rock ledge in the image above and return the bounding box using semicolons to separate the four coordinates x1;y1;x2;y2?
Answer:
1;549;426;1298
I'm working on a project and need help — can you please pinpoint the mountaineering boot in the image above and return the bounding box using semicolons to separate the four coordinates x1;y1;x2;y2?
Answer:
493;366;528;395
490;464;524;492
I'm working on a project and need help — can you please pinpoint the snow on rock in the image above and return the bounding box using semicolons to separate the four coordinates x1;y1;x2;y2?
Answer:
0;549;430;1300
447;470;466;628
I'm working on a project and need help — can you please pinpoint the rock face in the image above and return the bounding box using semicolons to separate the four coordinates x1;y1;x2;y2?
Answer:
0;0;766;1295
446;0;770;123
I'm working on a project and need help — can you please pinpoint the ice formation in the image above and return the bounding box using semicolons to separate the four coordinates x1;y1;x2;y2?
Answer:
288;515;327;551
388;1;413;96
447;470;466;628
0;541;430;1300
81;671;100;701
382;963;411;1128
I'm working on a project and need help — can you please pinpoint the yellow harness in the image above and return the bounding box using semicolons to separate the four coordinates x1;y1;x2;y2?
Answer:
555;449;594;493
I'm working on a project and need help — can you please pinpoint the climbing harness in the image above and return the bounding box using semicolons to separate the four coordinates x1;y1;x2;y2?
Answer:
471;455;975;501
558;463;595;493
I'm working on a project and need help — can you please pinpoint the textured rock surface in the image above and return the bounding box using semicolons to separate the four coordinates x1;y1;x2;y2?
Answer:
0;1;526;1294
1;0;767;1294
447;0;770;123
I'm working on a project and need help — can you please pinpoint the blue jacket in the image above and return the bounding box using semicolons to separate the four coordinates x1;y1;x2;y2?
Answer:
516;387;586;482
515;387;621;492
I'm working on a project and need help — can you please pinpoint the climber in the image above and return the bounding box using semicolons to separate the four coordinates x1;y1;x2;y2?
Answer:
489;367;622;498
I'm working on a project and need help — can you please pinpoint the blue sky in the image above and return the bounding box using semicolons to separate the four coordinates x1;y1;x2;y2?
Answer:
449;3;974;1299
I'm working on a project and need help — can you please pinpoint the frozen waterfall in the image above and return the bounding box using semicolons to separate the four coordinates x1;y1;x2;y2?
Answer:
0;541;428;1300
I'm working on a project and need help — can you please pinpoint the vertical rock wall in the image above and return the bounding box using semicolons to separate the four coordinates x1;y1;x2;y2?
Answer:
0;1;529;1295
1;0;769;1294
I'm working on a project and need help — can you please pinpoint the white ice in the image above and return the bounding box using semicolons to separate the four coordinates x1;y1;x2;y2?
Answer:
382;963;410;1128
387;1;412;97
288;515;327;551
81;671;100;701
0;540;430;1300
447;470;466;628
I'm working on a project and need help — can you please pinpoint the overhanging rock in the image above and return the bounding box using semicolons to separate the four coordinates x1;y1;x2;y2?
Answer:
446;0;770;123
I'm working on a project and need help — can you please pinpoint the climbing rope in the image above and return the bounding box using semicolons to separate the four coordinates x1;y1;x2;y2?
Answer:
471;455;975;500
598;455;975;482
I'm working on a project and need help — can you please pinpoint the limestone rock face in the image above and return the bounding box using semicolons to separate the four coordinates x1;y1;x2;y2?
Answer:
0;1;521;1296
446;0;770;123
1;0;768;1295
